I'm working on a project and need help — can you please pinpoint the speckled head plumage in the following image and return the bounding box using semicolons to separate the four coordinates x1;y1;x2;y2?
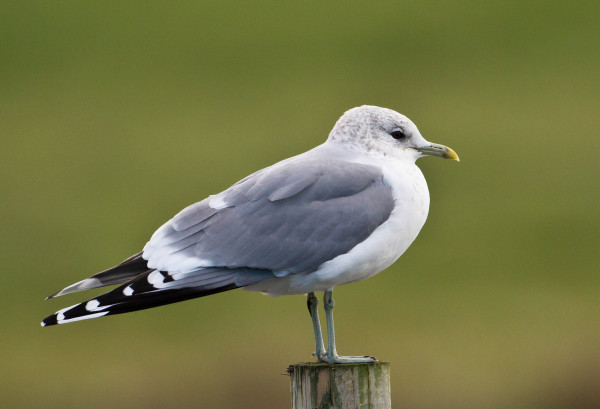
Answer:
327;105;459;162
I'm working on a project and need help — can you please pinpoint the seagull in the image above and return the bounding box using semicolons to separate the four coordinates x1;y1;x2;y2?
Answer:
42;105;459;364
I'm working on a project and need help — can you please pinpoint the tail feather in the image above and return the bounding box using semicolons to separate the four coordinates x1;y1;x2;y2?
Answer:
41;267;275;326
46;252;150;299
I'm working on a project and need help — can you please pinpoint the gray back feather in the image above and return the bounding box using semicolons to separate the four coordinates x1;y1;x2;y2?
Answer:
144;157;395;275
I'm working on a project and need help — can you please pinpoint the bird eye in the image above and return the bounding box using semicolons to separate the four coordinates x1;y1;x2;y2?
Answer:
390;130;407;140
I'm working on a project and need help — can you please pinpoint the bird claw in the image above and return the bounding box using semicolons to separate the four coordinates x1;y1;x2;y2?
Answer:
316;352;377;364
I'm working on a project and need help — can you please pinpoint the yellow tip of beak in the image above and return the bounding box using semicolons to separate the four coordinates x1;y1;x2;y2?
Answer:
446;147;460;162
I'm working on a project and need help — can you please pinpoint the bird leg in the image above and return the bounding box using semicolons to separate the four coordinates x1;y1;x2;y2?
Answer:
319;288;376;364
307;292;326;359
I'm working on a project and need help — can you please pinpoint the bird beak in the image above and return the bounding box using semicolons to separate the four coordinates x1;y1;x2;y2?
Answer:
416;143;460;161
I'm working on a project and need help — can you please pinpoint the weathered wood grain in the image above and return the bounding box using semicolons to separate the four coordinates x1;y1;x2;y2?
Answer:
288;362;391;409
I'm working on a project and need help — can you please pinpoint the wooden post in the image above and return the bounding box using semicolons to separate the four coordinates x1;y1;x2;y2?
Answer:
287;362;391;409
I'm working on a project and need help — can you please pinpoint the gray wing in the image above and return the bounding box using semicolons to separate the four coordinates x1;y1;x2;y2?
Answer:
143;157;395;275
41;156;396;326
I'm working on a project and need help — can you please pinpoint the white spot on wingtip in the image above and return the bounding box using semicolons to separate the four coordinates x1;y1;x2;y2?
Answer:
41;321;46;327
147;270;165;286
86;299;100;311
123;285;134;296
56;304;78;322
57;311;109;324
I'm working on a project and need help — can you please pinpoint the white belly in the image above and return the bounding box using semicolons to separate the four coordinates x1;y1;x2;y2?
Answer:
246;158;430;296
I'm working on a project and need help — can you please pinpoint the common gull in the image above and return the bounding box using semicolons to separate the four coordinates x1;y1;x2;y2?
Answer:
42;105;459;364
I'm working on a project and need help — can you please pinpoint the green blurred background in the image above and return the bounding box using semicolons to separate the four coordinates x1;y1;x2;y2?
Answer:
2;1;598;408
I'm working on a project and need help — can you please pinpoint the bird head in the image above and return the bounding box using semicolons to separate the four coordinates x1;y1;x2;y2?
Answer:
327;105;459;162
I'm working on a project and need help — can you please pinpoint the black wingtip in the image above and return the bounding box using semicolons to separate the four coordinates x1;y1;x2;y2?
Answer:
41;314;58;327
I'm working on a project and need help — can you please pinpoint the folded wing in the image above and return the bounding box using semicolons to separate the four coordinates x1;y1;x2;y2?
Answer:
43;156;395;325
